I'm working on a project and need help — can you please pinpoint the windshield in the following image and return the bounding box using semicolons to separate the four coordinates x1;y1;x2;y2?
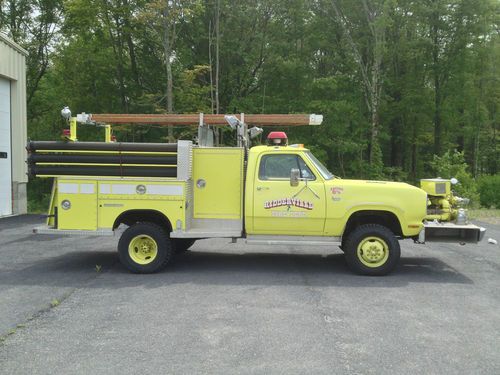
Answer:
305;151;334;180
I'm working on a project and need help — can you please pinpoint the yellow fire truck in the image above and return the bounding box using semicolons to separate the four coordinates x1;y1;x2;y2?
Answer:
29;109;485;275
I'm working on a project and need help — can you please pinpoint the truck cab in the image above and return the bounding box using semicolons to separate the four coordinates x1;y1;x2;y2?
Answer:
245;143;427;240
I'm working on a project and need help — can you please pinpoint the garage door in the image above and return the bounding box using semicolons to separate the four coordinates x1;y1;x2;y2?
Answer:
0;78;12;216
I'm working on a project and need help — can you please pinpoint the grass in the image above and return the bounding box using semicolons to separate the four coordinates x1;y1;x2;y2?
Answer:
468;208;500;225
28;197;50;214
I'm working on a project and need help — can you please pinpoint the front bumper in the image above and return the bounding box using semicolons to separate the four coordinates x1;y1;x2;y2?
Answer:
418;222;486;244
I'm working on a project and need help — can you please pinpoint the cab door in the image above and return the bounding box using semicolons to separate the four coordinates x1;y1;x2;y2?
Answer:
252;153;326;235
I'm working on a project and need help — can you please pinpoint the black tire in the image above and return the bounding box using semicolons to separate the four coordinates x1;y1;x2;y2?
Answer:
344;224;400;276
118;222;173;273
172;239;196;254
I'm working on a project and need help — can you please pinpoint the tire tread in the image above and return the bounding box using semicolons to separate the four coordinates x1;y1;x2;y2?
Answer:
344;224;400;276
118;222;173;273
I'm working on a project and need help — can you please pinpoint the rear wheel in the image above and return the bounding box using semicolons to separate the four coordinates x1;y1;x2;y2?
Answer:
172;239;196;254
344;224;400;276
118;222;173;273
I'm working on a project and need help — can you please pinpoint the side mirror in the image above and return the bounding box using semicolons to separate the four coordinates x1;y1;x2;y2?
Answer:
290;168;300;187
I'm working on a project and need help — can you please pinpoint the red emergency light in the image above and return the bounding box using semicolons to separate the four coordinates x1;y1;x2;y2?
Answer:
267;131;288;146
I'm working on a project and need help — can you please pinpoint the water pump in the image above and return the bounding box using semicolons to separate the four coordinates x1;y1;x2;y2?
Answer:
420;178;470;224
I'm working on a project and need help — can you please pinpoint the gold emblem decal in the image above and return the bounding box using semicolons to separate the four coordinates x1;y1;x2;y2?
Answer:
264;198;313;210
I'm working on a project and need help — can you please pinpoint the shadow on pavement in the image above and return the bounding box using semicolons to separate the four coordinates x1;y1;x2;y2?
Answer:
0;249;472;289
3;234;67;246
0;251;118;292
0;214;44;231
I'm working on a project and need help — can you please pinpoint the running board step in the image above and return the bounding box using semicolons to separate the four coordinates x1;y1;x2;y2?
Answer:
33;225;114;236
170;229;242;239
246;235;341;246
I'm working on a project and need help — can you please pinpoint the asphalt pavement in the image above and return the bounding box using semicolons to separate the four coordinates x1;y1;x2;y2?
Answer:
0;215;499;374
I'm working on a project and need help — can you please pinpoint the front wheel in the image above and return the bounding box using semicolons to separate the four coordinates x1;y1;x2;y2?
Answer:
118;222;173;273
344;224;400;276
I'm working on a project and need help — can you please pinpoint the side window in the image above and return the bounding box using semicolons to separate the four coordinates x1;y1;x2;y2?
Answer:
298;157;315;180
259;154;315;180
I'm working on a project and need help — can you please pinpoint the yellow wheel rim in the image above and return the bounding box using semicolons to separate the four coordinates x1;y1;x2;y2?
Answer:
357;236;389;268
128;235;158;265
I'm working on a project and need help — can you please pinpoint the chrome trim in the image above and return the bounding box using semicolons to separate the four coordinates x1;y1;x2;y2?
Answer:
479;227;486;242
177;140;192;181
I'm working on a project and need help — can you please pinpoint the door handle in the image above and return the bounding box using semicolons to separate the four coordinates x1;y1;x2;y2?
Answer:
0;152;7;159
256;186;269;191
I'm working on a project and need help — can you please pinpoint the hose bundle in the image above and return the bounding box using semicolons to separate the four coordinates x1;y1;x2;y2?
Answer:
28;141;178;178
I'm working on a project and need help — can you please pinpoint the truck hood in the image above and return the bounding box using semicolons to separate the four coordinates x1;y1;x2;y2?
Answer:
325;179;422;191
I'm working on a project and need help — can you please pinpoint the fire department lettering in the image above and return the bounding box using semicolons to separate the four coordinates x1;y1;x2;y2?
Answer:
264;198;313;210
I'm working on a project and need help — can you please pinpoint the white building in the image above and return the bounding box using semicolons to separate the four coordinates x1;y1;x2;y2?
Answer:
0;33;28;217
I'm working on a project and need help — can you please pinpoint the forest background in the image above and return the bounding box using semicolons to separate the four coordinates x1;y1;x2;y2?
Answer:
0;0;498;210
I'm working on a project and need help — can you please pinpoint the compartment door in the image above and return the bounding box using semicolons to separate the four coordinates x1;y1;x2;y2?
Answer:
252;153;326;235
58;180;97;230
193;148;243;219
